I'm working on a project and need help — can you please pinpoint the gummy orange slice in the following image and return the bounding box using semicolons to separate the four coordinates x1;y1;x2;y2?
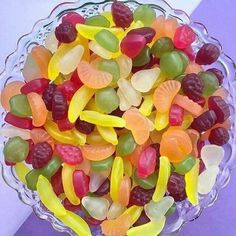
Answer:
81;144;115;161
164;18;178;40
173;94;203;117
151;16;165;42
153;80;181;113
77;61;112;89
30;128;55;149
160;129;192;163
186;129;200;157
185;62;203;74
118;176;131;206
101;214;131;236
123;108;150;145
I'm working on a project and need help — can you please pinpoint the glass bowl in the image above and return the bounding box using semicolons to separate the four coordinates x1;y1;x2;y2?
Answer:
1;0;236;235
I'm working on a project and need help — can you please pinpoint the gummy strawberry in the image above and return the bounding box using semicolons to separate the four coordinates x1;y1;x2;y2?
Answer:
111;0;133;28
55;22;77;43
56;144;83;165
52;90;68;121
32;142;53;169
42;84;57;111
209;127;229;146
129;186;154;206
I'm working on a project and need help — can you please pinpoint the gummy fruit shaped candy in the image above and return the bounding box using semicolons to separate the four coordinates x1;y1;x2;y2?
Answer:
151;37;174;58
209;127;229;146
128;27;156;44
134;5;156;26
0;127;30;140
173;155;196;175
132;46;151;67
169;104;184;126
77;61;113;89
45;31;58;53
21;78;49;95
30;128;54;149
91;156;113;172
107;202;126;220
62;12;85;26
117;175;131;206
153;80;181;113
160;129;193;163
89;171;110;192
116;132;136;157
85;15;110;27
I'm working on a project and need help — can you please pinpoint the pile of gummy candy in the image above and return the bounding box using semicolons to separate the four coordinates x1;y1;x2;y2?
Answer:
1;1;231;235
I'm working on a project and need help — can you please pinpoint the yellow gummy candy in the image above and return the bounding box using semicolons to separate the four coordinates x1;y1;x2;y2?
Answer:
110;156;124;202
86;131;108;145
57;210;92;236
126;216;166;236
68;85;95;123
124;159;133;178
153;72;168;88
181;115;194;130
62;164;80;205
76;24;124;40
97;126;118;145
155;111;169;131
72;129;87;145
80;110;126;128
89;41;112;60
185;159;200;206
101;11;115;26
122;205;143;225
14;162;30;184
86;98;103;113
37;175;67;216
153;156;171;202
139;95;154;117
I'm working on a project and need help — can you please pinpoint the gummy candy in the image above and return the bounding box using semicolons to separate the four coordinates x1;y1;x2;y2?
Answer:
117;175;131;206
116;132;136;157
85;15;110;27
107;202;126;220
134;5;156;26
97;126;118;145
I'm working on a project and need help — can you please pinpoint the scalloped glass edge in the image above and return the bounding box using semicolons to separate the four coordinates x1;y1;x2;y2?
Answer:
0;0;236;235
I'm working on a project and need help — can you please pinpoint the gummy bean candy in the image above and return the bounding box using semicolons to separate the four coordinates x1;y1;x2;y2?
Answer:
152;156;171;202
80;110;125;127
45;31;58;53
155;111;169;131
173;155;196;175
91;156;113;172
110;156;124;202
139;95;154;117
134;5;156;26
4;136;29;163
97;126;118;145
10;94;32;117
133;170;158;190
68;85;95;123
117;175;131;206
107;202;126;220
89;40;112;60
95;87;120;114
0;127;30;140
201;144;224;168
21;78;49;95
153;80;181;113
151;37;174;58
81;144;115;161
86;131;108;145
144;196;174;221
132;46;151;67
62;164;80;205
116;132;136;157
185;159;199;205
85;15;110;27
27;92;48;127
73;170;89;198
14;162;30;184
82;196;110;220
127;217;166;236
198;166;219;194
131;68;160;93
41;156;62;179
97;59;120;86
116;55;132;79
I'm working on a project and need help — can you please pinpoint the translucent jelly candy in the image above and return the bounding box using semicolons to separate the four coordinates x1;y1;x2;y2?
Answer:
95;29;119;53
121;34;146;58
212;87;228;99
10;94;32;117
139;95;154;117
85;15;110;27
91;156;113;172
97;59;120;86
185;62;203;74
89;41;112;60
77;61;112;89
137;146;157;178
173;94;203;117
153;80;181;113
144;196;174;221
21;78;49;95
89;171;109;192
14;162;30;184
117;175;131;206
81;144;115;161
4;137;29;163
68;85;95;123
128;27;155;44
133;170;157;190
198;166;219;195
132;46;151;67
31;128;54;148
116;132;136;157
154;111;169;131
45;31;58;53
87;131;108;145
115;55;132;80
95;87;119;114
5;113;33;130
160;51;183;77
160;129;192;163
201;144;224;168
127;217;166;236
123;109;150;145
27;92;48;127
41;156;62;179
131;67;160;93
134;5;156;26
164;18;178;40
37;175;66;216
107;202;126;220
152;156;170;202
169;104;184;126
185;159;199;205
97;126;118;145
173;155;196;175
110;156;124;202
0;127;30;140
151;37;174;58
117;79;142;111
101;214;131;236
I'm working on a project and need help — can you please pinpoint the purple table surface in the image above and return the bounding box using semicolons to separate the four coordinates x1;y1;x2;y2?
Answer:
15;0;236;235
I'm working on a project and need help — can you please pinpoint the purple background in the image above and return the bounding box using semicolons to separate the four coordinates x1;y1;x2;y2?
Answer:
15;0;236;235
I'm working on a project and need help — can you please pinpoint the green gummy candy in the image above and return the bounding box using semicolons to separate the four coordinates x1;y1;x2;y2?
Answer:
173;155;196;175
85;15;110;27
134;5;156;26
41;156;62;179
133;170;158;190
91;156;114;172
133;46;151;67
116;132;136;157
26;169;41;190
10;94;32;117
151;37;174;58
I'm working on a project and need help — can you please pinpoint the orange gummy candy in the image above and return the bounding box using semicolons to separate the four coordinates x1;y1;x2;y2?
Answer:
160;129;192;163
77;61;112;89
81;144;116;161
212;87;228;99
185;62;203;74
164;18;178;40
117;175;131;206
77;157;91;175
186;129;200;157
1;81;24;111
151;16;165;41
153;80;181;113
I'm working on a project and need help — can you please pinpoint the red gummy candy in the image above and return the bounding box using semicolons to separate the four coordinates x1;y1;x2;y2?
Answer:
121;34;146;58
52;90;68;121
70;70;84;87
62;12;85;26
129;186;154;206
209;127;229;146
56;144;83;165
57;80;79;101
63;198;81;212
169;104;184;126
25;139;34;164
55;22;77;44
21;78;49;95
5;113;33;130
127;27;156;44
182;46;195;61
94;179;110;196
57;118;74;132
73;170;90;198
51;167;64;196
